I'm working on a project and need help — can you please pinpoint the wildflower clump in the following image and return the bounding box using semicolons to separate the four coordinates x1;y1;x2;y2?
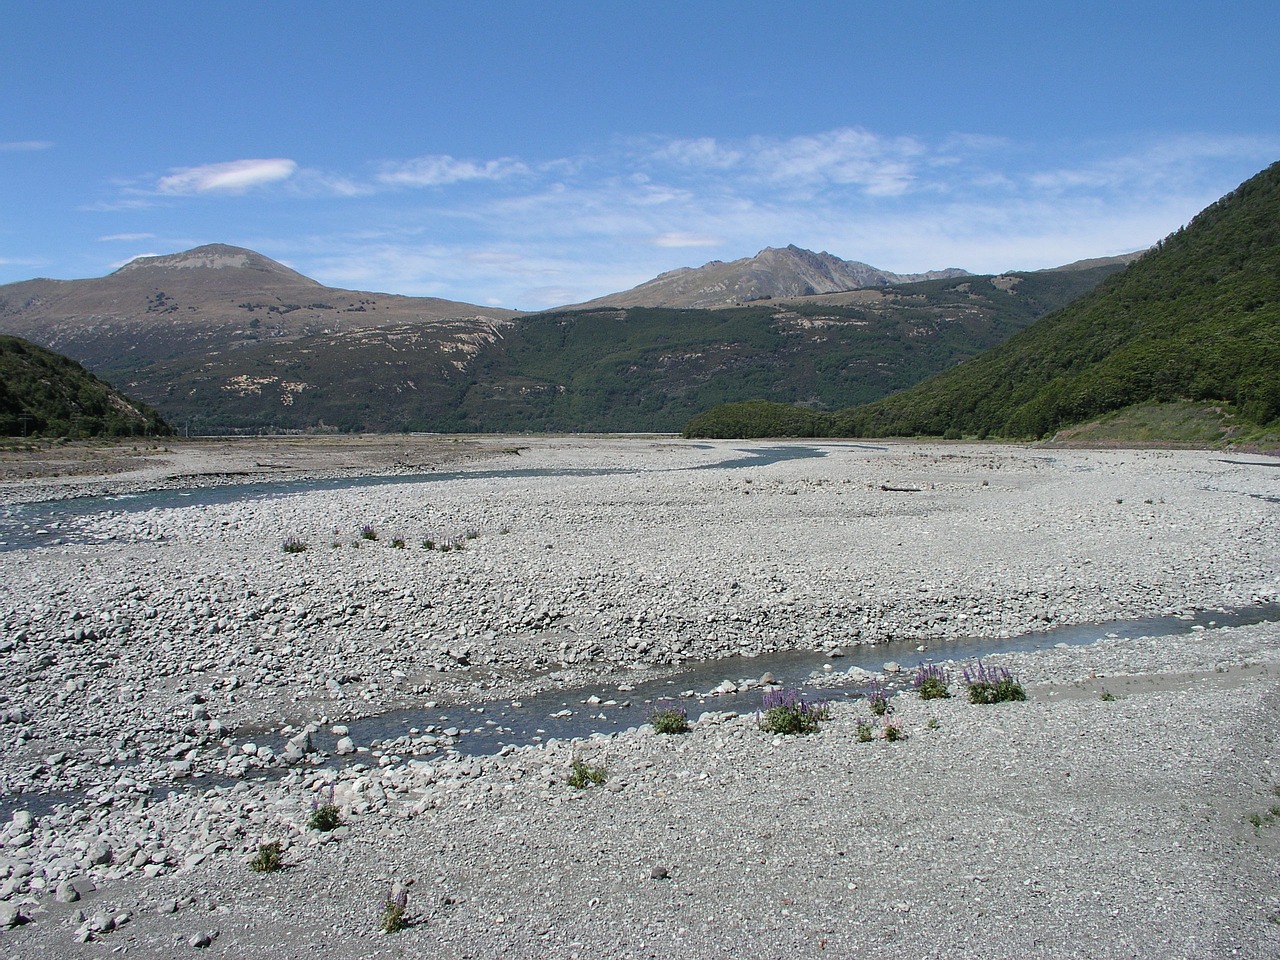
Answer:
911;663;951;700
881;717;908;742
758;688;830;735
865;679;892;716
380;883;410;933
359;524;378;541
963;660;1027;704
308;785;343;832
282;536;308;554
647;702;690;735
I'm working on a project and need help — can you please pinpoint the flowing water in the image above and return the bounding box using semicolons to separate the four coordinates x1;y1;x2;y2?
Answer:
0;444;833;551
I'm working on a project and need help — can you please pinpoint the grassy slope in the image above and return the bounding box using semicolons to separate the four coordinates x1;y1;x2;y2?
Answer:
837;161;1280;439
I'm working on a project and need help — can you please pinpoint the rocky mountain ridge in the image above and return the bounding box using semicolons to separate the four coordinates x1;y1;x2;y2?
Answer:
0;242;1126;432
568;244;970;309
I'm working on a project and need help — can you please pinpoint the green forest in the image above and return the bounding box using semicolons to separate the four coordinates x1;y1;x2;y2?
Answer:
0;335;172;437
687;161;1280;441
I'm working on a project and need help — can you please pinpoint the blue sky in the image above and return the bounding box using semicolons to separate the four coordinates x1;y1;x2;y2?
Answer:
2;2;1277;310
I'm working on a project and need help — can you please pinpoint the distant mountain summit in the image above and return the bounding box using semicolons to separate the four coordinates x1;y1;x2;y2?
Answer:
569;244;970;309
111;243;322;286
0;243;517;369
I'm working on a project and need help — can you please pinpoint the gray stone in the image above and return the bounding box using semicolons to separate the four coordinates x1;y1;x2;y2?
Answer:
189;930;213;948
71;875;98;895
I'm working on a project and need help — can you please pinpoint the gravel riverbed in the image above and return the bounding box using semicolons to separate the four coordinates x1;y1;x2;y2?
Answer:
0;437;1277;958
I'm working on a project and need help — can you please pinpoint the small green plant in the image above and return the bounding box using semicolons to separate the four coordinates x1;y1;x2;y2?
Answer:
567;758;608;789
865;680;891;716
359;524;378;541
882;718;907;742
422;538;436;551
248;841;284;873
758;688;830;735
855;718;875;742
926;716;941;731
391;537;406;549
282;536;308;554
1099;689;1117;701
465;529;480;541
308;786;343;831
911;664;951;700
380;884;409;933
647;702;690;735
963;660;1027;704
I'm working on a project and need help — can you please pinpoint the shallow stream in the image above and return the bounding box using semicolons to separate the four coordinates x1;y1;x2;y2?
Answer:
0;444;838;551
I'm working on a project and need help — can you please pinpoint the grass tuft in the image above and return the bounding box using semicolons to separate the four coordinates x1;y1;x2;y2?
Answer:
248;841;284;873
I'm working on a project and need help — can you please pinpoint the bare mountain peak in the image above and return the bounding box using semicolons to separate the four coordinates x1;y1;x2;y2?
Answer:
112;244;320;286
569;244;970;309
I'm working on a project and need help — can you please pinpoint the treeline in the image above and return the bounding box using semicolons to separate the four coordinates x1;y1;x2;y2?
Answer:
0;336;172;437
686;161;1280;440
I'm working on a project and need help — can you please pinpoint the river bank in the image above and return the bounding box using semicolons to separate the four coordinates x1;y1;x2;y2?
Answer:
0;438;1277;957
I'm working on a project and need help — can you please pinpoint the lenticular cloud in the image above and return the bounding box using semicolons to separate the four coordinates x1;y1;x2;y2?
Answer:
157;158;298;195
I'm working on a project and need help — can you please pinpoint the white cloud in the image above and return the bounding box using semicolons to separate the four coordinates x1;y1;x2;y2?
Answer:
377;154;529;187
97;232;156;242
286;169;372;198
157;158;298;195
746;128;925;196
653;232;722;248
651;136;742;170
0;140;53;152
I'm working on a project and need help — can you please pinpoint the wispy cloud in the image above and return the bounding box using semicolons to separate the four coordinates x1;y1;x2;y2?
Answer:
157;158;298;195
97;232;156;242
653;231;723;248
0;140;53;152
377;154;529;187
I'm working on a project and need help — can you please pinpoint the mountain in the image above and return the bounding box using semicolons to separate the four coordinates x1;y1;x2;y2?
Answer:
684;162;1280;440
0;243;519;369
0;244;521;431
565;245;970;309
1037;251;1146;273
0;335;171;437
0;244;1122;433
436;265;1123;433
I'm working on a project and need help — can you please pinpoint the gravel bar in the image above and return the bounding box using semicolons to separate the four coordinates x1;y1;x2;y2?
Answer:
0;438;1277;958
